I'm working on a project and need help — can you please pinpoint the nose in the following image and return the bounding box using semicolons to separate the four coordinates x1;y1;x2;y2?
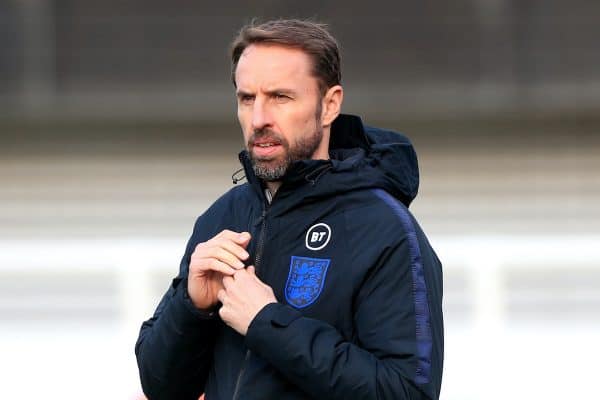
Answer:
251;97;273;131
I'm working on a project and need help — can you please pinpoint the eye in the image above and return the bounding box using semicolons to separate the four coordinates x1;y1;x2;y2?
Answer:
274;93;291;102
238;94;255;104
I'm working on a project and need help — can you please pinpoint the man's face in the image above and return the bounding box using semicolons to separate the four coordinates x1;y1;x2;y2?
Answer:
234;44;327;181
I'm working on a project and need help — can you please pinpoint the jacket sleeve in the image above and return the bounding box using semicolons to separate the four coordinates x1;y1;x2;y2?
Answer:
135;214;222;400
244;234;441;400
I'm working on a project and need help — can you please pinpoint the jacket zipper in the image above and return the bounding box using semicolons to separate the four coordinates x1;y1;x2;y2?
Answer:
253;207;268;273
232;204;269;400
232;350;251;400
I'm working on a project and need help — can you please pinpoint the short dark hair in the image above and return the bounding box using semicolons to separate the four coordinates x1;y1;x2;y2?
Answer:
230;19;341;95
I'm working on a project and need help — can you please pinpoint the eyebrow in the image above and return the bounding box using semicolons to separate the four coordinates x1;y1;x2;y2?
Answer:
236;90;253;99
236;88;297;98
265;88;296;96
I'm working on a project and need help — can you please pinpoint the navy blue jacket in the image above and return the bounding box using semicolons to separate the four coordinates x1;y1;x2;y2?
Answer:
135;114;444;399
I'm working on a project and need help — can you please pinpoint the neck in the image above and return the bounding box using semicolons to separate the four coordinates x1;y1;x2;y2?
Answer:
313;126;331;160
265;181;282;196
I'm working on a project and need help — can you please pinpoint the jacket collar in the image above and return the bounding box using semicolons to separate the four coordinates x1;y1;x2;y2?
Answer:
329;114;371;151
236;113;419;209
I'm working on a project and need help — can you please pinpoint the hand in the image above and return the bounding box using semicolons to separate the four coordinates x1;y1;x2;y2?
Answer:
218;266;277;335
187;230;251;310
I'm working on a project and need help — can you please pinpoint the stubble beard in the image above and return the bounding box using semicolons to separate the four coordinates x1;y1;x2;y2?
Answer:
249;126;323;181
248;108;324;182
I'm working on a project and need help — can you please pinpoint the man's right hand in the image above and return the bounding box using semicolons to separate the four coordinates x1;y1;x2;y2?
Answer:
187;230;251;310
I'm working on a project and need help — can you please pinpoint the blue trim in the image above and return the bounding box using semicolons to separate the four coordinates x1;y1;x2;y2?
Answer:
372;189;432;385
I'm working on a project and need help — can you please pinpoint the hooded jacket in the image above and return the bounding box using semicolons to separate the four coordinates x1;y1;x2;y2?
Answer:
135;114;444;400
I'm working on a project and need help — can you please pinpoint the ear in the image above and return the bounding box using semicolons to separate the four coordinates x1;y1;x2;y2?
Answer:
320;85;343;127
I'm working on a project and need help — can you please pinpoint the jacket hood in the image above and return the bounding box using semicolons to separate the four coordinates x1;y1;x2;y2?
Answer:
328;114;419;206
238;114;419;207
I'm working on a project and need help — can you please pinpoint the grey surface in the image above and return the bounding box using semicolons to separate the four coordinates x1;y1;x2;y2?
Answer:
1;115;598;239
2;0;600;118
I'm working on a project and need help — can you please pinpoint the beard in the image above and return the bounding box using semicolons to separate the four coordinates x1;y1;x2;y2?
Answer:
248;124;324;182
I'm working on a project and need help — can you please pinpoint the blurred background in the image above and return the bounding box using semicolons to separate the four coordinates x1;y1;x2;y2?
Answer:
1;1;599;399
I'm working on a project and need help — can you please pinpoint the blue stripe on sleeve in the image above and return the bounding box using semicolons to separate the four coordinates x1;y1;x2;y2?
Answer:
372;188;432;385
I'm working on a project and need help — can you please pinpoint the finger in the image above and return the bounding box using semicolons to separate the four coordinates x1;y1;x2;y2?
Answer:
248;267;268;289
222;275;234;290
233;267;251;281
216;230;252;246
201;246;245;269
214;238;250;262
236;232;252;248
218;304;231;323
190;258;236;276
215;229;238;239
217;289;226;304
213;245;246;269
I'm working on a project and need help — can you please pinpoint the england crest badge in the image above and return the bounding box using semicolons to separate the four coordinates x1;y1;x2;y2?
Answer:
285;256;330;308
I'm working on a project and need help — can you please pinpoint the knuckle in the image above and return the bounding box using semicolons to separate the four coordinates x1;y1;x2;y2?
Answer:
193;244;210;258
197;261;211;272
193;259;213;274
211;238;228;251
210;258;223;270
188;258;201;270
194;242;205;252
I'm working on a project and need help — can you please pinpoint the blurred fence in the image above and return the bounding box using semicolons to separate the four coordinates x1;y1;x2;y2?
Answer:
0;236;599;399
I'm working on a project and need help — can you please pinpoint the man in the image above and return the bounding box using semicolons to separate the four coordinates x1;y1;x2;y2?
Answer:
136;19;443;400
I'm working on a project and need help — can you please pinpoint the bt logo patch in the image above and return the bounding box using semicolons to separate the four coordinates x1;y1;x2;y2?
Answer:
305;223;332;251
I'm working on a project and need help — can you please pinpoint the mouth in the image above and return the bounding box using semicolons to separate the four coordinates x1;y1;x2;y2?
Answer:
250;139;283;158
255;142;279;148
248;127;287;158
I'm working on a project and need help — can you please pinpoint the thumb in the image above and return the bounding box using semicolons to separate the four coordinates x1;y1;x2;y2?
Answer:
247;265;256;276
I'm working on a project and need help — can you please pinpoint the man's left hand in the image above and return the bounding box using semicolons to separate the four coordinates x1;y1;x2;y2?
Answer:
218;266;277;335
